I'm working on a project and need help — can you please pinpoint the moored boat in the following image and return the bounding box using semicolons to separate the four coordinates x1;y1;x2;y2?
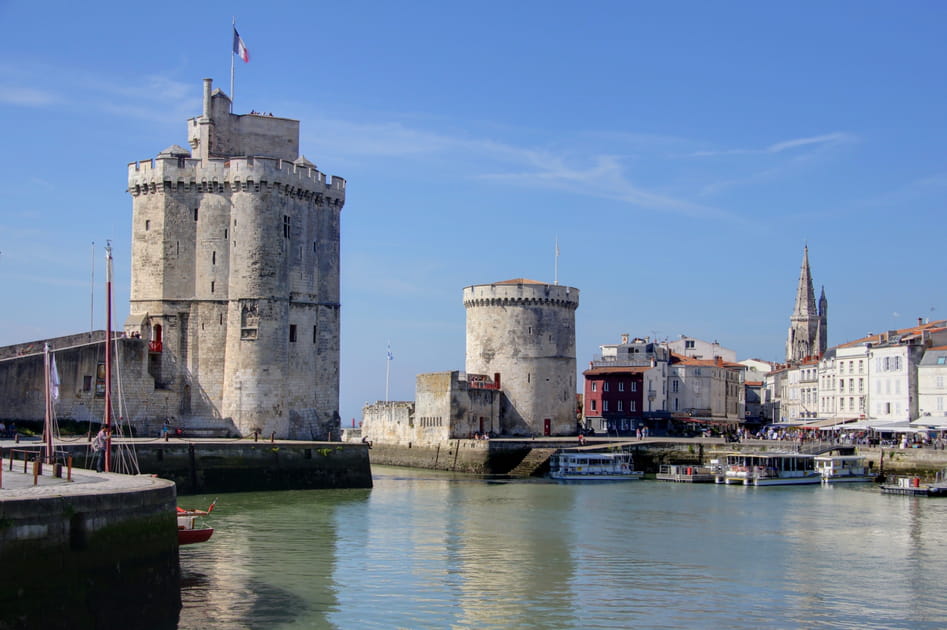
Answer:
880;469;947;497
716;452;821;486
655;463;719;483
177;499;216;545
814;455;875;483
549;450;644;481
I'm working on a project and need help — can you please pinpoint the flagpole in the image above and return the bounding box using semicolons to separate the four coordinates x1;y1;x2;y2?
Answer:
230;17;236;112
385;342;391;403
89;241;95;341
554;236;560;285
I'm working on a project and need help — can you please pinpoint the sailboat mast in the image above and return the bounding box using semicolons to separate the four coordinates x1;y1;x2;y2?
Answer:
104;242;113;472
43;343;54;464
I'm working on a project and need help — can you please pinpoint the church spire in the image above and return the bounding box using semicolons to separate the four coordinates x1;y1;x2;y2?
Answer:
786;246;827;363
792;245;817;318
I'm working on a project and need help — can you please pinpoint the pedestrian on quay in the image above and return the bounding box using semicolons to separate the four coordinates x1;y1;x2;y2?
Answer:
92;427;108;472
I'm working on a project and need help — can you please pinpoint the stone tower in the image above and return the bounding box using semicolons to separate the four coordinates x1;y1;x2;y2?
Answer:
125;78;345;439
463;279;579;436
785;246;827;364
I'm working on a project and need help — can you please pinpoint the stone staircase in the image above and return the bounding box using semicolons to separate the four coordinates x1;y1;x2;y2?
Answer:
507;448;558;477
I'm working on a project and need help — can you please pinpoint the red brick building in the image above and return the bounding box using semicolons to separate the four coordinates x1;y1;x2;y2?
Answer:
582;365;648;434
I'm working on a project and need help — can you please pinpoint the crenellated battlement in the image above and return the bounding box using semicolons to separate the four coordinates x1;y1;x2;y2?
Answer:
128;155;346;203
463;282;579;310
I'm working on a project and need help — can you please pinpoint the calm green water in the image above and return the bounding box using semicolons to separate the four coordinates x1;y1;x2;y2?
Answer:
177;467;947;629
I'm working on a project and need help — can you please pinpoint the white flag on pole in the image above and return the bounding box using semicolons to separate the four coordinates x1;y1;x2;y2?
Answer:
50;355;60;402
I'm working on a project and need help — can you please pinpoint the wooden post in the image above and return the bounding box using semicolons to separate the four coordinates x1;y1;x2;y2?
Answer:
33;460;40;486
67;455;73;481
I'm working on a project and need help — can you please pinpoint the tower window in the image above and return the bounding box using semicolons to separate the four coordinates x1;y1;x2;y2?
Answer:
313;325;318;343
145;220;150;231
224;229;228;239
193;208;198;221
313;242;317;253
283;215;291;238
289;325;297;343
210;281;215;293
212;251;216;265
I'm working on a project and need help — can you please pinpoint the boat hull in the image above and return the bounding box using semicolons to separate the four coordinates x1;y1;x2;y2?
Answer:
178;527;214;545
822;475;875;484
550;471;644;482
718;474;822;486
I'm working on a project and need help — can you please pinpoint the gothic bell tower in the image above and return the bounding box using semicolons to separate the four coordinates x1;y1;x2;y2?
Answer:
785;246;827;363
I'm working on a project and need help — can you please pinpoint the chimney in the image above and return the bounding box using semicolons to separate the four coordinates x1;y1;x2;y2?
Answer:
202;78;213;120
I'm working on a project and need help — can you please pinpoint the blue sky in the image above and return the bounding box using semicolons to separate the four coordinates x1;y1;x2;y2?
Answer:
1;1;944;423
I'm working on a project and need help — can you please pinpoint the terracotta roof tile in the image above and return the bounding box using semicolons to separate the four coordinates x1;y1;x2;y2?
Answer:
495;278;545;285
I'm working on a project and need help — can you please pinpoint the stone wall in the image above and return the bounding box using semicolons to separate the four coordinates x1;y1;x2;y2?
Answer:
0;476;180;629
15;441;373;493
367;439;531;475
0;335;234;436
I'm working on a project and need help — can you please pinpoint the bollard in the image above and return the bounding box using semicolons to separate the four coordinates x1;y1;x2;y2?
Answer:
54;462;62;479
67;455;73;482
254;430;259;443
165;432;169;442
33;460;40;486
270;431;276;443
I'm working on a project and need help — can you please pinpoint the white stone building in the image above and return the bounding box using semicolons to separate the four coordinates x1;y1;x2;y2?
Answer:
667;336;736;362
918;346;947;421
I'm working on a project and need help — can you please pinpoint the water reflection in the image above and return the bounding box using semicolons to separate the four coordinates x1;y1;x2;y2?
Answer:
176;469;947;629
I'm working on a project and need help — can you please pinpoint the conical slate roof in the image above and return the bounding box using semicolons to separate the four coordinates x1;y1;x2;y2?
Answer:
158;144;191;158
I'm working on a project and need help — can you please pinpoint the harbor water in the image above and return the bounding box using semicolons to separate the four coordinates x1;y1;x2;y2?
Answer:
176;466;947;629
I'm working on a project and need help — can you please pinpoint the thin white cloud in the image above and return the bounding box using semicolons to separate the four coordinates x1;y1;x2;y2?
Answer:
688;132;855;158
0;86;58;106
0;61;195;125
303;117;735;220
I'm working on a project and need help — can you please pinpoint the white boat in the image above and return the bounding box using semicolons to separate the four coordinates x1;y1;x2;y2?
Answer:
715;452;821;486
549;451;644;481
814;455;875;483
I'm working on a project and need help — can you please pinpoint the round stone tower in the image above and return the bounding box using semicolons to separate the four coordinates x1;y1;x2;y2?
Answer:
463;279;579;436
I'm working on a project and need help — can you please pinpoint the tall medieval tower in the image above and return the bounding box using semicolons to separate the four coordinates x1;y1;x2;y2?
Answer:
785;246;827;364
125;79;345;439
463;279;579;436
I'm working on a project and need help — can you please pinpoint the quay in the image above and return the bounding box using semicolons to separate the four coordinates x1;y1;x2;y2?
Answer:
361;435;947;480
1;436;373;494
0;464;180;630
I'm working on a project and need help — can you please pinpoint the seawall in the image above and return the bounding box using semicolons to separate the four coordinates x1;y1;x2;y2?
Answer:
365;437;947;480
15;439;373;493
0;472;180;630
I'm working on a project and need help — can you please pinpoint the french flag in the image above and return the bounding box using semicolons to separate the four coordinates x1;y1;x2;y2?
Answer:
233;28;250;63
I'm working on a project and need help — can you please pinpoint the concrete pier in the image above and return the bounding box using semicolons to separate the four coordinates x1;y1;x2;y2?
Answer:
0;465;180;630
